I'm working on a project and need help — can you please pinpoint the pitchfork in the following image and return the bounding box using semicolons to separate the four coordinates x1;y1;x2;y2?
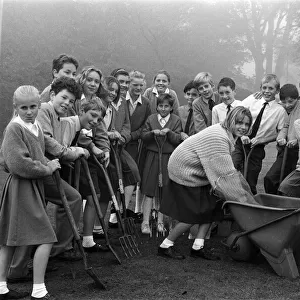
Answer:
92;154;141;258
110;142;138;239
150;135;167;238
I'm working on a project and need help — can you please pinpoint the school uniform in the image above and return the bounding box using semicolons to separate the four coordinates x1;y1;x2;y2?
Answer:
192;92;221;133
143;87;180;115
141;113;182;197
278;119;300;197
0;118;56;246
264;101;300;194
125;92;151;170
37;103;82;256
211;100;243;125
178;104;196;136
110;98;141;186
232;94;287;194
40;84;51;103
161;123;240;224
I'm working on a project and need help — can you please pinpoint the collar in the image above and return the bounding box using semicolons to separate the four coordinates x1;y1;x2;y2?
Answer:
158;113;171;123
111;97;123;111
202;93;215;104
13;115;39;134
81;94;86;101
126;91;142;104
152;87;170;97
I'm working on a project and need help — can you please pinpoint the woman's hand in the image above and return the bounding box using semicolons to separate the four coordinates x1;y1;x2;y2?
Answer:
47;158;61;173
180;132;189;141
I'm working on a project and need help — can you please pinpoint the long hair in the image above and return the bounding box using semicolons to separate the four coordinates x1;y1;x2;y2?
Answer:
102;76;121;105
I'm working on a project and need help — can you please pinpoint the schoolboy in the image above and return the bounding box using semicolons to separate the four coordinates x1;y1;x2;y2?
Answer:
265;84;300;194
212;77;243;125
37;77;90;259
192;72;221;132
232;74;287;195
178;80;199;140
40;54;79;103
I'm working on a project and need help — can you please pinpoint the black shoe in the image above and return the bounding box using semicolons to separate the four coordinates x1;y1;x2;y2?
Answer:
7;273;32;284
31;293;56;300
190;247;220;260
83;243;110;253
55;249;82;261
93;231;105;239
157;246;185;260
0;290;29;299
108;222;118;229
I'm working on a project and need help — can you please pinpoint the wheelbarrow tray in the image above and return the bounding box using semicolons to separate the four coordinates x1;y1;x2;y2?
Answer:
224;193;300;279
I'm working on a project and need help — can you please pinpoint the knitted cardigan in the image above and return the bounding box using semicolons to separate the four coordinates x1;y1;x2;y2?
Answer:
168;123;236;188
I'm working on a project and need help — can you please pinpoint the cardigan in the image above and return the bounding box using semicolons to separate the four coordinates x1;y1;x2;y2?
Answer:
141;113;182;153
168;123;236;188
143;87;180;115
193;92;221;133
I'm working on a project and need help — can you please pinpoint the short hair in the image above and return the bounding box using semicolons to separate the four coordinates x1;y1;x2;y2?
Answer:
260;74;280;91
102;76;121;104
157;93;174;108
280;84;299;100
218;77;236;91
153;70;171;83
129;70;145;81
194;72;214;88
50;77;82;99
52;54;79;78
222;106;252;134
76;66;103;98
111;68;129;78
183;80;198;93
81;96;106;119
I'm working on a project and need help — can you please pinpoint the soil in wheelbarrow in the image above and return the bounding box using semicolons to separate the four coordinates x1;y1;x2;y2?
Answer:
3;143;300;299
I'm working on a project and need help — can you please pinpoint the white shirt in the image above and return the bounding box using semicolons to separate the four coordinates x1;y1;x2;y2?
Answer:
212;100;243;125
158;114;170;128
103;106;113;129
152;87;170;97
242;94;287;142
111;97;123;111
126;92;142;116
13;115;39;137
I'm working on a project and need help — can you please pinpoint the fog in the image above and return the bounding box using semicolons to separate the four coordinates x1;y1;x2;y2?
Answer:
1;0;300;132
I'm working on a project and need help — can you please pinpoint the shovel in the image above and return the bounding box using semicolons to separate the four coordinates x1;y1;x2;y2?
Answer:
92;154;141;258
53;170;106;289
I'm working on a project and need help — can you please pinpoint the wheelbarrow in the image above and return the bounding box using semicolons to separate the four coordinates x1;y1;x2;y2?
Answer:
216;171;300;279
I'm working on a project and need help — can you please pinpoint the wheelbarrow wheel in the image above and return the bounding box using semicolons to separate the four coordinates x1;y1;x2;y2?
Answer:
226;231;259;262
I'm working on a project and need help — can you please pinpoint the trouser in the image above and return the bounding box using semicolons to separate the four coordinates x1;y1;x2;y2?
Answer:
232;139;265;195
264;146;299;194
43;175;82;257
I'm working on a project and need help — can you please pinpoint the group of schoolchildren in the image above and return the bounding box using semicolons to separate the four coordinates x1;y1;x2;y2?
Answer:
1;52;300;299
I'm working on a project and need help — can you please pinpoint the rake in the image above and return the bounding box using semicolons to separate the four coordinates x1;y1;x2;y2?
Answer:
110;142;138;238
79;157;122;265
92;154;141;258
53;170;106;289
150;135;167;238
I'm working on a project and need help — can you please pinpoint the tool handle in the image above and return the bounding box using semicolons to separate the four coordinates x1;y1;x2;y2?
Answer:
279;146;288;184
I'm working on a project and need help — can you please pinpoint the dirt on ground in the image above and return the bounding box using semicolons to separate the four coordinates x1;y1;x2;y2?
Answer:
2;143;300;300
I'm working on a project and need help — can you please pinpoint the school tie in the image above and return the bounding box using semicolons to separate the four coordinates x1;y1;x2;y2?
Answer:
160;118;166;127
208;98;215;111
184;108;193;134
226;104;231;115
249;102;268;139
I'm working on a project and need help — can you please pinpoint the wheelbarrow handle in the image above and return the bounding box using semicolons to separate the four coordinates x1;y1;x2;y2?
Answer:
242;144;255;180
227;206;300;251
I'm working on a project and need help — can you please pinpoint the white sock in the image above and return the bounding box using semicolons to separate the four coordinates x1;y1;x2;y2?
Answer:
160;238;174;249
82;236;96;248
93;225;103;233
109;213;117;223
192;238;205;250
0;281;9;294
31;283;47;298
